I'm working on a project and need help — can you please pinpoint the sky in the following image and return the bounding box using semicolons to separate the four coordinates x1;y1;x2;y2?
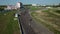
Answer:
0;0;60;5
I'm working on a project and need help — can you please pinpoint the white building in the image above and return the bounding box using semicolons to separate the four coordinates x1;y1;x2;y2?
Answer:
5;2;22;10
4;5;17;10
4;5;11;10
4;2;21;10
46;7;52;8
16;2;21;8
32;4;37;6
32;4;40;6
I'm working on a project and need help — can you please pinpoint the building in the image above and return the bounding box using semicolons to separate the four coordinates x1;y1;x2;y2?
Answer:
4;5;17;10
16;2;20;8
32;4;40;6
32;4;37;6
16;2;23;9
4;2;22;10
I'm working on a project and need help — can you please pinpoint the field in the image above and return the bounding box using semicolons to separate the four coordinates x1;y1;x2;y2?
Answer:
30;7;60;34
0;10;20;34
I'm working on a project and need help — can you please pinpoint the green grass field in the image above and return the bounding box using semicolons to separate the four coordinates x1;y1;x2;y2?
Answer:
0;11;20;34
30;9;60;34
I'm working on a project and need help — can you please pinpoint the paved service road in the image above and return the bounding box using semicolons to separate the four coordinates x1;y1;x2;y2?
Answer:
18;8;54;34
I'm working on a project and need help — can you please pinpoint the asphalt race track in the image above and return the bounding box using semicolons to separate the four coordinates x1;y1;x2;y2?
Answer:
18;8;54;34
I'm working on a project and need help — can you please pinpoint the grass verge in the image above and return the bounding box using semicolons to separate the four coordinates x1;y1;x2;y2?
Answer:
0;11;20;34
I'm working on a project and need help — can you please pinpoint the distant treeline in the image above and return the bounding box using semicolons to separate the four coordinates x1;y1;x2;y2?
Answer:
45;5;60;7
24;4;60;7
0;5;7;11
24;4;32;6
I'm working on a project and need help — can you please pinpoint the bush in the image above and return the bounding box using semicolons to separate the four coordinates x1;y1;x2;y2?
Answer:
0;8;4;11
55;10;60;14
